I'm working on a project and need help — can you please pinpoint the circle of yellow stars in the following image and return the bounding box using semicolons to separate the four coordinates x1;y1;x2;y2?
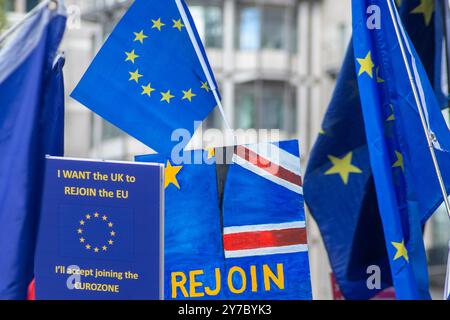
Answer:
124;17;211;106
77;212;116;253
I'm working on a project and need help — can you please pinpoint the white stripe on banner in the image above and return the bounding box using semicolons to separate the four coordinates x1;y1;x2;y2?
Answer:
245;143;302;176
224;221;306;235
232;154;303;195
225;244;308;258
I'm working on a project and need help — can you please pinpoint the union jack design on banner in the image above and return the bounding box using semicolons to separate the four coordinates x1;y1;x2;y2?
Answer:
223;221;308;258
233;143;303;195
223;141;307;259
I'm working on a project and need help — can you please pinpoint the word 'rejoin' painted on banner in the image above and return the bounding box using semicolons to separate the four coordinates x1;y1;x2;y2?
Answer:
170;263;285;298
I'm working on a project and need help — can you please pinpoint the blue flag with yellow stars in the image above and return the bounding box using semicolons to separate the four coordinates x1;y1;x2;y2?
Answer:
72;0;219;155
399;0;448;108
304;0;450;300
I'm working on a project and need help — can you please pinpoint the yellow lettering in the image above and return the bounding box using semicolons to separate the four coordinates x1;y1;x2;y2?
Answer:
228;266;246;294
189;270;205;298
205;268;221;296
250;265;258;292
263;263;285;291
171;272;189;299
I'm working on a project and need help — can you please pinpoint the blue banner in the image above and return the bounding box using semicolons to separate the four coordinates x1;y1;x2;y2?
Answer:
137;140;312;300
34;157;163;300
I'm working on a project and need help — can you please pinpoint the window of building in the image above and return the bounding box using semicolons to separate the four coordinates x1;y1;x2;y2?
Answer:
26;0;39;11
238;6;261;50
238;4;297;52
235;81;296;132
261;7;285;50
189;3;223;48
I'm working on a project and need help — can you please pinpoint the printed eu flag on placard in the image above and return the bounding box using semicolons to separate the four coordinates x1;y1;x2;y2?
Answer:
71;0;219;155
59;204;134;261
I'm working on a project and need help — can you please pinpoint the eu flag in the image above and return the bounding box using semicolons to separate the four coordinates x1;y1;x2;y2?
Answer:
72;0;219;156
0;2;66;299
304;0;450;300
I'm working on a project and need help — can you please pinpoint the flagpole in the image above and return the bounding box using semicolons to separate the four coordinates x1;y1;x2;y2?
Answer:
386;0;450;219
174;0;237;147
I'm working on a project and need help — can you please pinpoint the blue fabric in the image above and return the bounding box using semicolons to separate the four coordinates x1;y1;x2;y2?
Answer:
72;0;219;156
0;4;66;299
397;0;447;108
304;0;450;300
136;151;224;300
351;0;450;299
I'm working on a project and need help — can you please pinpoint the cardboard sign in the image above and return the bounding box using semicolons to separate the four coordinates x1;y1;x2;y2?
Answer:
34;157;164;300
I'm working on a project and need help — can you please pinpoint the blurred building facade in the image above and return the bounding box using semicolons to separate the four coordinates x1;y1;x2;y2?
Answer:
3;0;449;299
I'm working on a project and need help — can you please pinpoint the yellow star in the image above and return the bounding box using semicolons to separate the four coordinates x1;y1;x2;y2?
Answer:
411;0;435;26
395;0;402;7
161;90;175;103
207;148;215;159
110;231;116;237
392;240;409;262
108;222;113;228
201;81;210;92
357;51;375;78
319;128;325;135
86;214;91;220
182;89;196;102
173;19;185;31
77;228;83;234
79;220;85;226
102;246;108;251
94;247;99;253
133;30;148;43
80;237;85;243
86;244;91;250
141;83;156;97
102;215;108;221
129;69;143;83
165;160;183;189
125;49;139;64
376;67;384;83
392;151;404;172
386;105;395;122
94;212;99;218
108;239;114;245
325;152;362;185
152;18;165;31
